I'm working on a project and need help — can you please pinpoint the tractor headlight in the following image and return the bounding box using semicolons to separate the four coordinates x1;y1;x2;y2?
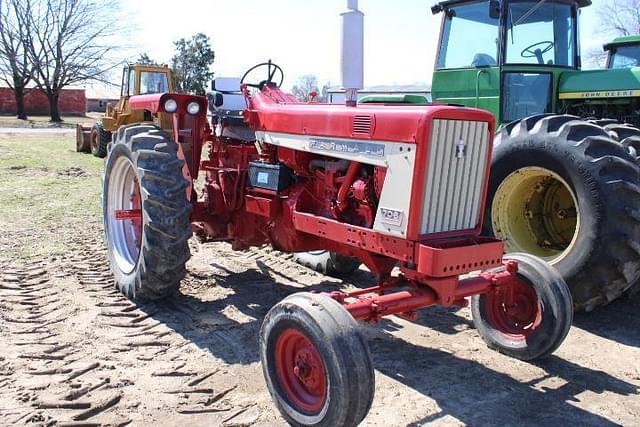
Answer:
187;101;201;115
164;98;178;113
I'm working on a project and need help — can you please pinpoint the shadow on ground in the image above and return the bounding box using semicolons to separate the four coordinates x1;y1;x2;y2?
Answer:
573;297;640;348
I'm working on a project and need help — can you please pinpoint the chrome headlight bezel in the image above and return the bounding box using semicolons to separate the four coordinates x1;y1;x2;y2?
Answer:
187;101;201;115
164;98;178;113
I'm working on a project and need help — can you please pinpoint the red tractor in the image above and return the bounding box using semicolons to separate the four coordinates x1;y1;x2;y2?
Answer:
101;61;573;426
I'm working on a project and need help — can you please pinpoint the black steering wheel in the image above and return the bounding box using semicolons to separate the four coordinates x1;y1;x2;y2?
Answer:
240;60;284;90
521;41;554;64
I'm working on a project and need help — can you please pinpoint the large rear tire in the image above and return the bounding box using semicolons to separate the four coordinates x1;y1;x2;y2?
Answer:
260;292;374;427
102;124;192;301
595;120;640;163
486;115;640;311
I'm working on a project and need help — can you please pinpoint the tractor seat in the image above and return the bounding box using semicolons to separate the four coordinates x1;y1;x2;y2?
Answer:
472;53;497;67
208;77;254;142
208;77;247;115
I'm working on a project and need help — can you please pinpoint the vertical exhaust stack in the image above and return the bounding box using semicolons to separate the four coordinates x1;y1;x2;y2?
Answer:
341;0;364;107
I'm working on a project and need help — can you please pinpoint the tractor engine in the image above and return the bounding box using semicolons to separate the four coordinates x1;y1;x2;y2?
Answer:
197;77;495;267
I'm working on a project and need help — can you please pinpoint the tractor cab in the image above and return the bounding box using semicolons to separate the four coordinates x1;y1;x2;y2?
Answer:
605;36;640;69
77;64;176;157
120;64;174;97
431;0;589;125
101;64;175;132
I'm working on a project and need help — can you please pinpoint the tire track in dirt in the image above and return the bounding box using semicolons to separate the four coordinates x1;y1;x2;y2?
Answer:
61;235;262;426
1;230;374;426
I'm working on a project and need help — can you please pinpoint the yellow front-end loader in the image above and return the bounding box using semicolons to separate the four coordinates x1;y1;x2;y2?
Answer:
77;64;175;158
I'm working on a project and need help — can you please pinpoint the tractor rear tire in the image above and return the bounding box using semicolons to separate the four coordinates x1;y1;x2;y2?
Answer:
260;292;374;427
486;114;640;311
91;123;111;158
102;124;192;301
602;122;640;163
292;251;361;276
471;253;573;361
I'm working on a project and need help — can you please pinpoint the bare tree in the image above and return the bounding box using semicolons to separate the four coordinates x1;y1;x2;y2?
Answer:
0;0;34;120
23;0;120;122
291;75;321;102
599;0;640;37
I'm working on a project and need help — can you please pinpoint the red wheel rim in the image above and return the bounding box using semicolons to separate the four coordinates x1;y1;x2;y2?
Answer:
274;328;327;414
130;178;142;247
486;277;542;340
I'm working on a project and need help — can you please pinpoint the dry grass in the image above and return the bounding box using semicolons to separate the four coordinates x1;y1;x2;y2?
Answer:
0;113;104;129
0;133;104;258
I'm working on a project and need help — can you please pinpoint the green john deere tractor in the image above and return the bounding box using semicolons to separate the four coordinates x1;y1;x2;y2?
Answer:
430;0;640;311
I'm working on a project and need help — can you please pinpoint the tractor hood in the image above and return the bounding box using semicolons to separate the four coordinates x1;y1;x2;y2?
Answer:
558;68;640;100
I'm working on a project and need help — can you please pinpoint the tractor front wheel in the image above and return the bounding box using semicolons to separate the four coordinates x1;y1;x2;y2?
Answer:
102;124;192;301
471;253;573;361
260;292;374;427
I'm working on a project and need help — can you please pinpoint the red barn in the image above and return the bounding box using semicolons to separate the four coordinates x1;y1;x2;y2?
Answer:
0;87;86;116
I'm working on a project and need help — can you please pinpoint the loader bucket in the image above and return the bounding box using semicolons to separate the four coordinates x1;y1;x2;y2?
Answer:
76;124;92;153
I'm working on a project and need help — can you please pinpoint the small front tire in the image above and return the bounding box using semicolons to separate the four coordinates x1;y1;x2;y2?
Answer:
471;253;573;361
260;292;374;427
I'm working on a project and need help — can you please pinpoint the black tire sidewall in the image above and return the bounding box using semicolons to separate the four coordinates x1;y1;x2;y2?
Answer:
91;123;109;158
486;137;599;284
471;254;573;360
102;142;146;294
260;294;373;427
261;310;349;426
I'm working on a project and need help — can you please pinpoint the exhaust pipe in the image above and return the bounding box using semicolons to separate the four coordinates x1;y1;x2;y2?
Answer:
341;0;364;107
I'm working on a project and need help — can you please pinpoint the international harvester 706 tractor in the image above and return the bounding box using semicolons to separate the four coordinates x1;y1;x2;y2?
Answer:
100;3;573;425
426;0;640;311
77;64;174;158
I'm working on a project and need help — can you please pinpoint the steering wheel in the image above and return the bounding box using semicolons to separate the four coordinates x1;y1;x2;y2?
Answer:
521;41;554;64
240;60;284;89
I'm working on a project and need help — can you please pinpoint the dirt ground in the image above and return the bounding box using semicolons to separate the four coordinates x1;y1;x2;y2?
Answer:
1;133;639;427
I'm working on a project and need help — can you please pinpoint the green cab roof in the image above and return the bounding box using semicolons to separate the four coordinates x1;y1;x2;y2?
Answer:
604;35;640;51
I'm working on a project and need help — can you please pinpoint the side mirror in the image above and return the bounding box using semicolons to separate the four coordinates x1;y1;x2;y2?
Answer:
489;0;500;19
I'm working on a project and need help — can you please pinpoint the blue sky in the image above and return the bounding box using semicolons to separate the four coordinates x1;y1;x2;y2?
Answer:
123;0;606;90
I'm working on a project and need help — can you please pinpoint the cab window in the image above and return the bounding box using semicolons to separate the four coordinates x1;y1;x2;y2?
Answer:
505;1;576;67
610;46;640;68
120;68;129;97
437;1;500;69
128;70;136;96
140;72;169;95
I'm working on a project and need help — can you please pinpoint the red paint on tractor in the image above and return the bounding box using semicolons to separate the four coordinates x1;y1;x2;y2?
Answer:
114;210;141;220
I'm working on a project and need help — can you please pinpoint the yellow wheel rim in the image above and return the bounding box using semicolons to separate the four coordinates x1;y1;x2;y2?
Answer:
492;167;580;264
